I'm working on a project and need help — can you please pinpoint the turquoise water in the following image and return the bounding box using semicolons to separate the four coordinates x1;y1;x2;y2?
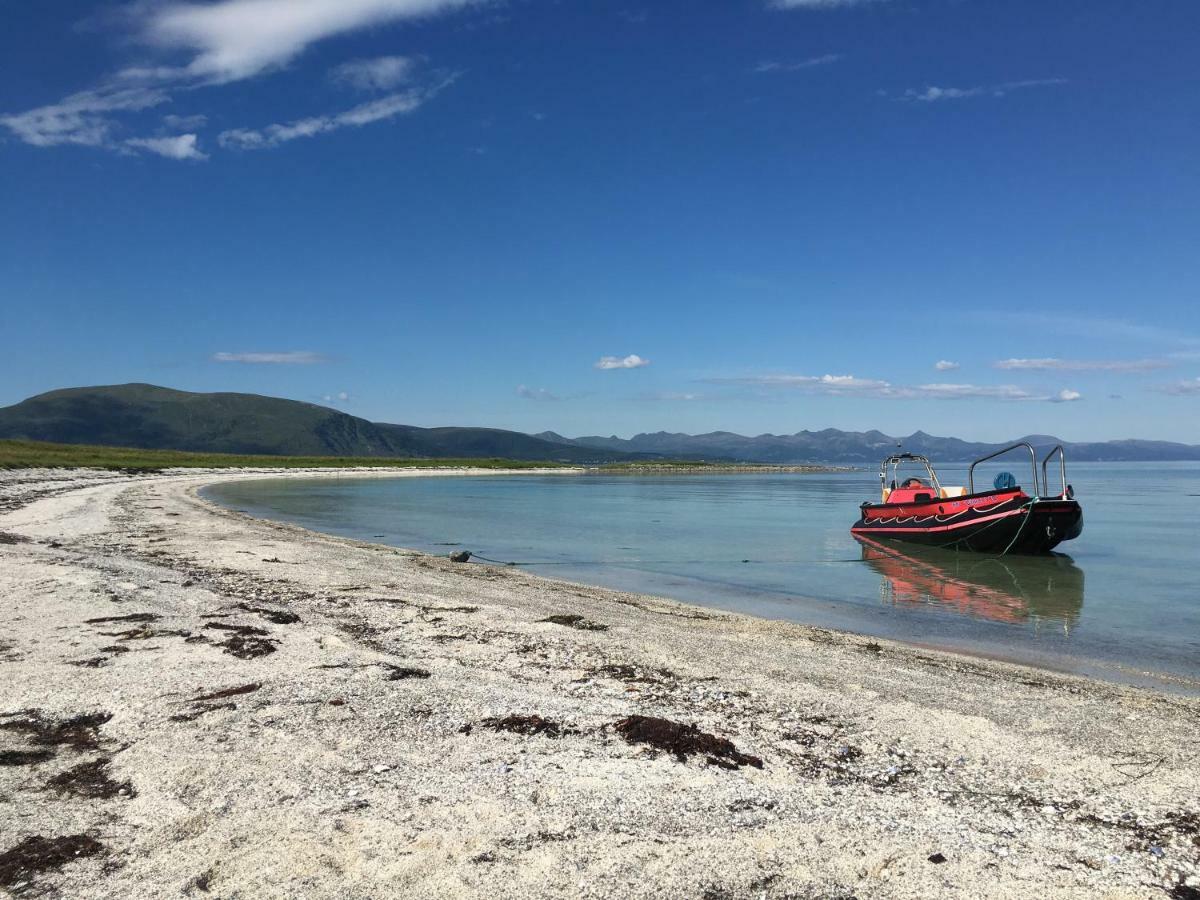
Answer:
204;462;1200;693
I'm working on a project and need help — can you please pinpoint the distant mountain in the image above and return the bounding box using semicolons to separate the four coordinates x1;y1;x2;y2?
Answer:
0;384;641;463
562;429;1200;463
3;383;1198;464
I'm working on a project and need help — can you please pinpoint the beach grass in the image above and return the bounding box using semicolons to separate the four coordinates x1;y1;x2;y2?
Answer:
0;439;569;472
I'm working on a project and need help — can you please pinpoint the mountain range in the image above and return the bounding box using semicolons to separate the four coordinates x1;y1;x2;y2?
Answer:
2;383;1199;463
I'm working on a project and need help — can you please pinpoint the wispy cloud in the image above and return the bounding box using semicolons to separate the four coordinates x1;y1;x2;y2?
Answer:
517;385;561;402
1153;377;1200;396
219;80;450;150
0;87;168;148
754;54;842;73
641;391;702;402
770;0;884;8
595;354;650;370
903;79;1067;103
163;113;208;130
707;373;1079;402
2;0;471;158
331;55;416;91
1052;389;1082;403
212;351;328;364
994;357;1170;373
322;391;351;404
934;360;960;372
126;133;207;160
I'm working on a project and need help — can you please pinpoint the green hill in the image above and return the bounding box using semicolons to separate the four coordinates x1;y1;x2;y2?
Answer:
0;384;636;463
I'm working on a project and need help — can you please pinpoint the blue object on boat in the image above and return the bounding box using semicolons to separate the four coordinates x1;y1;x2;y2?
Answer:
993;471;1017;490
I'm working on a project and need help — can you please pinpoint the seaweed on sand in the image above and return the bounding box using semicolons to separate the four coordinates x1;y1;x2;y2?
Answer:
0;712;112;751
0;750;54;767
0;835;105;889
539;614;608;632
46;759;136;800
478;715;573;738
612;715;763;770
84;613;161;625
236;604;300;625
384;666;431;681
203;623;278;658
187;683;260;703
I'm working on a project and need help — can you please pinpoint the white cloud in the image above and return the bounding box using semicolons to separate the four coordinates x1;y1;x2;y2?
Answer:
1051;389;1082;403
0;86;168;148
332;55;416;91
754;54;842;73
140;0;478;84
595;354;650;370
517;385;561;402
994;357;1170;373
126;132;208;160
212;351;328;364
322;391;351;403
934;360;960;372
219;83;446;149
903;79;1066;103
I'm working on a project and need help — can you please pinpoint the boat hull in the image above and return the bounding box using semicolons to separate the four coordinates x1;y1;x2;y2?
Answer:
851;494;1083;554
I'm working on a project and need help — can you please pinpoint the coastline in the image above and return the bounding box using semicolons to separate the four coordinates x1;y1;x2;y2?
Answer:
1;468;1198;898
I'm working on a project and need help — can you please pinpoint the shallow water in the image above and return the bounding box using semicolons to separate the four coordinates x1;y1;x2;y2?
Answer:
204;462;1200;693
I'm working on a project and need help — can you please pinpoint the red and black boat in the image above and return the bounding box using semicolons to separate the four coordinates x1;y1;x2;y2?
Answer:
851;442;1083;554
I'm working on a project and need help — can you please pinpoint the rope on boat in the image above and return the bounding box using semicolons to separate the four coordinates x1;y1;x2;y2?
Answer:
937;496;1039;555
996;498;1038;557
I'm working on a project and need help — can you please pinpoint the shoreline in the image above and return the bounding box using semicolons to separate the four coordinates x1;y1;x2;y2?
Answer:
199;469;1199;698
1;467;1198;898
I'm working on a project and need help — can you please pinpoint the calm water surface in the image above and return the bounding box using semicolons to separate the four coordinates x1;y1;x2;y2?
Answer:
204;462;1200;693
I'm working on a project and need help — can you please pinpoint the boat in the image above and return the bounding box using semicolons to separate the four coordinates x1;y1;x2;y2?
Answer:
855;534;1084;625
850;442;1083;554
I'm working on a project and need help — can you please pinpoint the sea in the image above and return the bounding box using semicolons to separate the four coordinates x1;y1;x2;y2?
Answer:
203;461;1200;694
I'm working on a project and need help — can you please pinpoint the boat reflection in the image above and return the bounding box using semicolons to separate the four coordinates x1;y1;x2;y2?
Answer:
855;535;1084;627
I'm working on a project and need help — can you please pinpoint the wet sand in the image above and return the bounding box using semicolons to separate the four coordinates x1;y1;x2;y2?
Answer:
1;467;1198;899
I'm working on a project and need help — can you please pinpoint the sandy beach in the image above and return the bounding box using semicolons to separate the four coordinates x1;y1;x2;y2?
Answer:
1;467;1198;899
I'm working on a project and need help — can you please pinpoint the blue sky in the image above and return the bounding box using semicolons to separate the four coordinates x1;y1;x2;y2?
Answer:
3;0;1199;443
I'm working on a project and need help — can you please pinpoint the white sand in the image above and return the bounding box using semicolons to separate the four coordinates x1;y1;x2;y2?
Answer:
1;467;1197;899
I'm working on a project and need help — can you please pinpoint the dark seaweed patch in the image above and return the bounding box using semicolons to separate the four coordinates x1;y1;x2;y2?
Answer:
170;702;237;723
612;715;763;770
203;622;278;658
480;715;572;738
46;759;135;800
84;613;161;625
540;614;608;632
593;663;675;683
69;657;109;669
0;834;105;889
384;666;431;681
217;634;277;659
204;622;270;637
188;683;260;703
100;626;191;642
0;712;112;751
0;750;54;767
236;604;300;625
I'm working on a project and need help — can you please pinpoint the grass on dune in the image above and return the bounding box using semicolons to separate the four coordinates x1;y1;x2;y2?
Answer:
0;439;569;472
